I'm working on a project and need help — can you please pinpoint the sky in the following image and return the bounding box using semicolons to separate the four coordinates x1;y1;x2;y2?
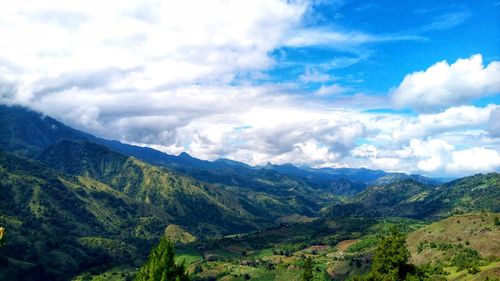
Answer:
0;0;499;177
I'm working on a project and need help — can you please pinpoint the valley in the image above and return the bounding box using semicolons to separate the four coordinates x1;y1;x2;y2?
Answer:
0;105;499;280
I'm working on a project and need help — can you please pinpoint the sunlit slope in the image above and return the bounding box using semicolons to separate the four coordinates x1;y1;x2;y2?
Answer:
0;151;169;280
37;140;271;235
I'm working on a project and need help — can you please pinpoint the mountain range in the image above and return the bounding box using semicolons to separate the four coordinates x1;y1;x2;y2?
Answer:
0;104;498;280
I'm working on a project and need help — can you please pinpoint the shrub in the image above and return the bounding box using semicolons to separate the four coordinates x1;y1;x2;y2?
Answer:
451;248;481;271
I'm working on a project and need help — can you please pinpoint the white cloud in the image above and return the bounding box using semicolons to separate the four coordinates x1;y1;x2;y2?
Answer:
446;147;500;175
421;11;471;31
0;0;307;95
488;107;500;137
299;68;335;83
370;157;403;172
283;29;425;47
351;144;377;158
0;1;498;177
315;84;347;96
393;104;499;140
238;117;366;165
392;54;500;111
410;139;454;172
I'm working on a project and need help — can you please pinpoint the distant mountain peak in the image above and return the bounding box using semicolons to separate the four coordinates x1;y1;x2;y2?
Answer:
214;158;251;168
178;151;192;158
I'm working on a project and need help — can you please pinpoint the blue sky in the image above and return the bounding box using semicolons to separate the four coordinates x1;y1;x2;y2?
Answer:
0;0;499;177
266;0;499;100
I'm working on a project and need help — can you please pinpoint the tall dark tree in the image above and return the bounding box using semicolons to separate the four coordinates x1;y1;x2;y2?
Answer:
301;256;314;281
353;226;416;281
134;238;190;281
371;226;411;279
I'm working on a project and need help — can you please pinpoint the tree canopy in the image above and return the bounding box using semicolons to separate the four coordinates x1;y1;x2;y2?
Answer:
301;256;314;281
352;226;417;281
134;238;190;281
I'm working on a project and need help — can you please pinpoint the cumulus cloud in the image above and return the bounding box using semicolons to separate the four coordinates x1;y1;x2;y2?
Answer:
243;118;365;158
392;54;500;112
351;144;378;158
393;104;499;140
0;0;307;94
409;139;454;172
0;1;498;177
446;147;500;175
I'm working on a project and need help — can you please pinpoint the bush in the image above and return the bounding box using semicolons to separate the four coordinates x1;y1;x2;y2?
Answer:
451;248;481;271
468;267;480;274
417;242;425;253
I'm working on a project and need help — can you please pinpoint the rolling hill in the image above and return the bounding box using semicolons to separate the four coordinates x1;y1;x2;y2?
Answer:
406;213;500;280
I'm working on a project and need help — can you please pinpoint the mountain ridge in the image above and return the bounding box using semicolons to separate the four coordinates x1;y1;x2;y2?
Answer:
0;104;445;191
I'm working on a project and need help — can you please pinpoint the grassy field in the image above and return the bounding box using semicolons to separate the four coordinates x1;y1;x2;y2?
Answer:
445;261;500;280
177;247;204;265
407;212;500;265
71;266;136;281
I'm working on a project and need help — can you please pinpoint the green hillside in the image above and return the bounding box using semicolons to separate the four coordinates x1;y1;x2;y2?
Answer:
323;175;500;220
37;140;343;233
36;140;273;235
0;105;95;157
0;151;170;280
406;213;500;280
1;105;499;281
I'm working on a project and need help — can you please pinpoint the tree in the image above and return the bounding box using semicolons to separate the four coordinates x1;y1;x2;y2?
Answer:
301;256;314;281
353;226;417;281
134;238;190;281
370;226;413;280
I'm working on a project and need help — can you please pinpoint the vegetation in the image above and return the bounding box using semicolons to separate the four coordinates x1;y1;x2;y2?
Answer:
350;226;417;280
301;257;314;281
0;105;499;281
164;225;197;245
134;238;190;281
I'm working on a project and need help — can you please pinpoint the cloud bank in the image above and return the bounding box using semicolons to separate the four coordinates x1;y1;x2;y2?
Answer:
0;0;499;177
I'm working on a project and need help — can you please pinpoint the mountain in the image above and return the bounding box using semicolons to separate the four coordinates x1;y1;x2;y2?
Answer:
403;173;500;218
0;105;358;220
305;166;444;186
0;150;170;280
1;104;498;281
0;105;442;198
322;174;500;220
2;104;496;226
36;139;269;235
0;105;94;157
